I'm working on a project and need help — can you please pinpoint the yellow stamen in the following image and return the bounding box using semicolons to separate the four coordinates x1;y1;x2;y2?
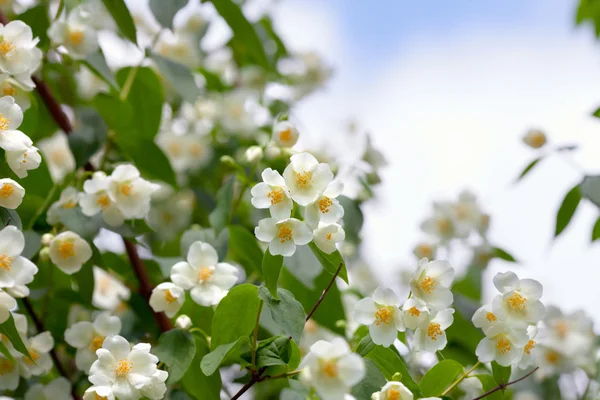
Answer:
0;358;13;375
0;183;12;198
58;241;75;259
89;336;104;352
0;114;8;131
168;142;182;156
2;86;16;97
486;312;497;322
164;289;177;304
24;349;40;365
295;171;312;188
427;322;443;340
198;267;212;282
321;360;338;378
277;225;293;243
524;340;535;355
97;194;110;209
388;388;401;400
190;143;203;156
120;184;132;196
326;233;333;240
417;243;432;258
545;350;560;364
0;254;13;271
507;292;527;311
318;196;333;214
555;321;568;338
436;217;451;233
419;276;437;294
407;306;420;317
95;393;108;400
496;336;511;354
0;40;14;55
375;307;393;325
115;359;132;376
62;201;77;209
279;128;293;143
267;188;285;205
68;30;85;45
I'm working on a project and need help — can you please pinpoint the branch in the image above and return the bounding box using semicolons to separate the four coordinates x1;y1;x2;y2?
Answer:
473;367;539;400
305;262;343;322
21;298;81;400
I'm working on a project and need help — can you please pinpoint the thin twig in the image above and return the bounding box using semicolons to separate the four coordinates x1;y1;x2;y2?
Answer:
441;361;480;396
305;262;343;322
473;367;539;400
251;300;264;372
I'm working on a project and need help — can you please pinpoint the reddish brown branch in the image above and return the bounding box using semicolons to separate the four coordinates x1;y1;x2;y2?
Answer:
305;262;343;322
473;367;539;400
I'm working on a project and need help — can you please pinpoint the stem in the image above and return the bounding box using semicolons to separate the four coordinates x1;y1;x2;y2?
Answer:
265;369;302;381
305;263;343;322
441;361;480;396
251;300;264;372
120;66;139;101
21;298;81;400
231;377;258;400
53;0;65;20
473;367;539;400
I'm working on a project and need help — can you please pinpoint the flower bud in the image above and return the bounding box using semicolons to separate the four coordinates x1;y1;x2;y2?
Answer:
39;247;50;261
272;121;299;148
522;129;547;149
244;146;263;163
264;144;282;160
41;233;54;246
175;315;192;330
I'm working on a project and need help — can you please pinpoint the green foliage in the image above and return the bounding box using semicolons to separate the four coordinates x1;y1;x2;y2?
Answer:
420;359;464;397
554;184;581;237
0;207;21;229
17;5;50;49
492;247;517;263
593;217;600;241
154;329;196;384
149;51;202;103
182;335;222;400
262;249;284;299
517;157;542;181
227;224;263;275
149;0;187;29
208;177;235;234
476;374;504;400
308;242;349;283
211;284;261;349
83;51;119;90
258;286;305;343
201;336;251;376
101;0;138;44
68;108;108;169
491;361;512;386
351;359;387;400
0;313;31;360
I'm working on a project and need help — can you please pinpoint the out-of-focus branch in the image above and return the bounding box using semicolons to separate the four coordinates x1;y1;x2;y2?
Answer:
472;367;539;400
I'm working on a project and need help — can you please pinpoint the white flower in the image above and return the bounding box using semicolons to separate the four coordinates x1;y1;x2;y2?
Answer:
107;164;159;220
175;315;192;330
491;272;545;327
272;120;299;148
18;331;54;378
49;231;92;275
472;304;502;336
88;335;166;400
313;223;345;254
47;186;80;225
157;132;213;173
371;381;413;400
409;258;454;311
402;297;431;330
283;152;334;206
76;66;108;101
450;191;483;237
170;241;238;307
458;376;483;399
37;131;76;182
83;386;114;400
80;172;124;227
305;180;344;227
0;21;42;78
218;89;257;136
420;203;460;243
147;189;194;241
251;168;293;220
2;130;41;178
0;225;38;297
154;32;200;68
0;77;32;110
475;321;528;367
0;353;19;390
517;329;539;370
140;370;168;400
244;145;263;163
0;96;22;132
353;288;405;347
0;178;23;209
0;290;15;323
522;129;546;149
24;377;72;400
255;217;312;257
149;282;185;318
65;312;122;373
92;267;130;311
300;338;365;400
47;6;99;60
413;308;454;352
412;241;437;261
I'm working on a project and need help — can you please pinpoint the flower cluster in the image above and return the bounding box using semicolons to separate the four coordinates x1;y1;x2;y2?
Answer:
149;241;238;316
472;271;545;367
253;150;346;257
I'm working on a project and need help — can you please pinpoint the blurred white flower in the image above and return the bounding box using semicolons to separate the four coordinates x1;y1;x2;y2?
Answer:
149;282;185;318
218;89;257;136
80;172;124;227
491;272;545;327
251;168;293;220
300;338;365;400
170;241;238;306
2;130;41;178
157;132;213;173
0;353;19;390
305;180;344;228
0;21;42;84
420;202;461;243
83;386;114;400
0;225;38;298
413;308;454;353
47;186;80;225
412;241;437;261
147;188;194;240
0;95;22;132
371;381;414;400
38;131;76;182
313;223;345;254
522;129;546;149
49;231;92;274
65;311;122;373
0;77;31;110
76;66;109;101
24;377;72;400
255;217;312;257
272;120;299;148
107;164;159;220
283;152;334;206
155;31;200;68
0;177;24;209
458;376;483;399
353;287;405;347
409;258;454;311
0;290;15;323
244;145;263;163
92;267;130;311
18;331;54;378
48;6;99;60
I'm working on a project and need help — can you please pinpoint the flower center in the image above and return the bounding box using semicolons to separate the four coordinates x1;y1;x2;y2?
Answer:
375;307;393;325
0;358;13;375
24;349;40;365
0;114;8;131
279;128;293;143
89;336;104;352
0;40;14;55
318;196;332;213
68;30;85;45
120;184;132;196
190;143;203;156
325;232;333;240
427;322;442;340
295;171;312;188
97;194;110;209
555;321;568;338
545;350;560;364
321;360;338;378
277;225;293;243
436;217;452;233
267;188;285;205
507;292;527;311
0;183;12;198
168;142;182;156
388;388;401;400
62;200;77;209
495;336;511;354
417;243;432;257
198;267;212;282
164;289;177;304
0;254;13;271
419;276;437;294
2;86;16;97
531;133;546;148
486;312;497;322
524;340;535;355
115;359;132;377
58;241;75;259
95;393;108;400
407;306;420;317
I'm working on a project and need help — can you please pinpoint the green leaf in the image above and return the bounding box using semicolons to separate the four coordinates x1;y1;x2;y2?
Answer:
354;334;376;357
148;51;201;103
262;249;283;299
492;247;517;263
475;374;504;400
69;107;108;169
55;207;103;239
73;256;95;303
0;340;14;362
0;208;21;230
181;336;222;400
102;0;138;44
351;359;387;400
83;51;119;89
0;313;31;360
227;225;263;276
581;175;600;209
516;157;542;181
258;286;305;343
154;329;196;384
254;336;292;368
593;217;600;241
22;231;41;260
420;359;464;397
308;242;348;284
149;0;187;29
201;336;251;376
491;361;511;386
211;284;261;349
555;184;582;237
208;177;235;235
209;0;269;69
17;5;50;49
